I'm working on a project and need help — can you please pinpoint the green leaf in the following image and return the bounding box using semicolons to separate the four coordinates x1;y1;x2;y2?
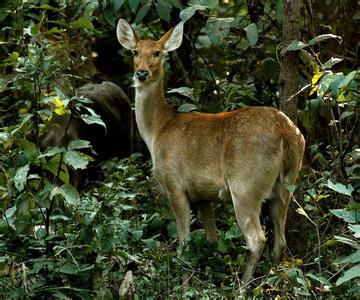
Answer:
50;184;80;206
41;156;69;184
325;180;354;197
284;41;309;52
64;151;89;170
5;205;17;226
331;209;359;224
129;0;140;13
134;3;152;24
335;251;360;265
71;17;94;30
14;164;30;191
171;0;184;9
132;230;143;240
11;113;33;135
180;5;206;22
349;224;360;238
113;0;125;11
338;70;358;90
167;87;195;100
323;57;343;70
59;262;79;275
336;264;360;286
334;235;359;249
309;34;340;45
68;139;91;151
178;103;198;112
306;272;331;286
155;0;172;22
38;146;65;158
244;23;258;47
81;107;106;130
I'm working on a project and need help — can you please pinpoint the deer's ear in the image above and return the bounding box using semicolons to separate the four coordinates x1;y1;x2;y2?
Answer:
160;22;184;52
116;19;139;50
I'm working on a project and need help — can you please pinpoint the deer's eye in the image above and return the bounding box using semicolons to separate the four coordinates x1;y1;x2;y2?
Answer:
133;50;139;57
154;50;160;57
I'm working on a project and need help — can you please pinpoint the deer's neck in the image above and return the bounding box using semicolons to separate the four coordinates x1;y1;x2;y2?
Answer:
135;79;173;155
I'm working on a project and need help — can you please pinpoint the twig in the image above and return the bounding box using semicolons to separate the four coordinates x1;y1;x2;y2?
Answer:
291;194;322;274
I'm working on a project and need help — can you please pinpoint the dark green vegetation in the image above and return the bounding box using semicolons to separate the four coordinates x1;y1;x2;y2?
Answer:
0;0;359;298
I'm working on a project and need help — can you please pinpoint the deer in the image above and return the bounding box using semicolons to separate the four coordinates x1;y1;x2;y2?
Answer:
116;18;305;285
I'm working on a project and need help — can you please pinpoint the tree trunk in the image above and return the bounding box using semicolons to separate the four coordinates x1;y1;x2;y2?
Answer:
278;0;309;259
278;0;300;124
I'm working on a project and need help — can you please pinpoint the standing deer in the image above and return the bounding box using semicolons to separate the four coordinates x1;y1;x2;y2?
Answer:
116;19;305;284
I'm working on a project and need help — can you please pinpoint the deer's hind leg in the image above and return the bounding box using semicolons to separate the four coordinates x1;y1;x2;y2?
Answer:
197;202;217;241
228;181;266;284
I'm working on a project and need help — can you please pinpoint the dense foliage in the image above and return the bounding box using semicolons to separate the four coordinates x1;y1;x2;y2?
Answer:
0;0;359;298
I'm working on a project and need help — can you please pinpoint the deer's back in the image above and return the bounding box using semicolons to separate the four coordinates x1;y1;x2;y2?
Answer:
152;106;304;203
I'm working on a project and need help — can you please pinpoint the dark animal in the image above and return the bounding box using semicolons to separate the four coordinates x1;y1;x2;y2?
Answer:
43;81;133;185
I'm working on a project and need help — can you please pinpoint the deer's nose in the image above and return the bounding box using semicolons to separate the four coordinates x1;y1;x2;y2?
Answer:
136;69;149;81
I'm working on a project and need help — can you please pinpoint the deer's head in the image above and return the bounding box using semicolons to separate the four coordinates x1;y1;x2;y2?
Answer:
116;19;183;86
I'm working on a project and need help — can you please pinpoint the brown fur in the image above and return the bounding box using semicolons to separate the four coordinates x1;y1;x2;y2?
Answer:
117;19;305;285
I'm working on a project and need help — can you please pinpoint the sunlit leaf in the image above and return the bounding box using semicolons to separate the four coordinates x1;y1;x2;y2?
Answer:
14;164;30;191
68;139;91;151
323;57;343;69
336;264;360;286
178;103;198;112
168;87;194;100
312;71;324;85
284;41;309;52
50;184;80;206
309;85;318;96
331;209;359;224
325;180;354;197
64;151;89;170
180;5;206;22
349;224;360;238
71;17;94;30
244;23;258;47
338;70;358;90
335;251;360;264
309;34;340;45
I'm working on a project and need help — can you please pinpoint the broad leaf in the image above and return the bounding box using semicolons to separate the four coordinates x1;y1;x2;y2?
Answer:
325;180;354;196
180;5;206;22
168;87;195;100
349;224;360;238
284;41;309;52
178;103;198;112
338;70;358;90
155;0;172;22
323;57;343;69
244;23;258;47
336;264;360;286
134;3;151;24
64;151;89;170
331;209;359;224
14;164;30;191
309;34;340;45
129;0;140;13
68;139;91;151
335;251;360;265
306;272;331;286
50;184;80;206
38;146;65;158
71;17;94;30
